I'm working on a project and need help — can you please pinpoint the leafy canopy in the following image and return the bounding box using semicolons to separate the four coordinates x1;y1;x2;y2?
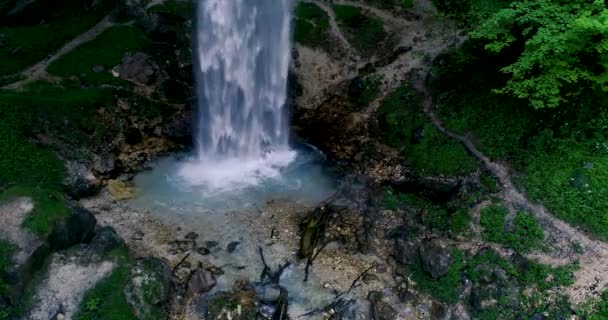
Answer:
471;0;608;108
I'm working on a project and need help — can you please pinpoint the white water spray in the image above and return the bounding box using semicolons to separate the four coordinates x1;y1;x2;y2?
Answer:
179;0;296;191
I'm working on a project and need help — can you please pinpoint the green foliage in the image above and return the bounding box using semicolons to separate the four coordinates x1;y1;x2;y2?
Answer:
1;187;70;236
377;85;477;176
579;291;608;319
480;205;544;252
364;0;414;10
0;82;114;234
411;249;464;304
147;0;193;19
433;42;608;240
47;26;149;85
479;204;509;243
351;74;382;106
465;250;576;318
74;249;137;320
509;211;544;252
332;4;387;54
0;1;117;75
470;0;608;109
294;3;331;49
381;188;471;234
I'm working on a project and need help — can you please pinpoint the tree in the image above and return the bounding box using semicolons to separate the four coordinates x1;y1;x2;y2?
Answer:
471;0;608;108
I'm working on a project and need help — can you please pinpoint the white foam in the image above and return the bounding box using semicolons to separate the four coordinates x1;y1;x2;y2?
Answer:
177;149;297;193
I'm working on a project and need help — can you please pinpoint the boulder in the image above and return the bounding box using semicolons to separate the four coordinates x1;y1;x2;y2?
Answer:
187;268;216;296
107;179;136;201
368;291;398;320
115;52;157;85
89;226;125;254
419;241;453;279
48;208;97;251
63;162;101;199
124;257;172;319
93;153;116;175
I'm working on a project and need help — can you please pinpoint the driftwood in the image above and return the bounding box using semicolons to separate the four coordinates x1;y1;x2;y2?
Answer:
258;247;291;319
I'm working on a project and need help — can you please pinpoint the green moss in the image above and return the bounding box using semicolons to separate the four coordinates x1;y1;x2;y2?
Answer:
0;187;70;236
579;290;608;319
377;85;477;177
47;26;149;85
147;0;193;19
74;248;137;320
479;204;509;243
411;249;464;304
0;83;114;234
351;74;382;107
0;1;117;76
294;3;331;49
332;4;387;54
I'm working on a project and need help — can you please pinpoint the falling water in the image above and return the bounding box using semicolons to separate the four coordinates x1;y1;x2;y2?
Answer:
179;0;296;191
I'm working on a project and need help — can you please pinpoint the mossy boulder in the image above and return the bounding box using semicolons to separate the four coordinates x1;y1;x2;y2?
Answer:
124;257;172;320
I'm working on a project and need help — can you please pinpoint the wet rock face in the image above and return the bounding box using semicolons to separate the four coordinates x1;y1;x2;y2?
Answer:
419;241;453;279
49;207;97;251
124;257;172;319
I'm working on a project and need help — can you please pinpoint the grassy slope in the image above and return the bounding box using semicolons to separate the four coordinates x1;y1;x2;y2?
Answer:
0;82;116;235
332;4;387;55
0;0;117;76
47;26;149;85
432;41;608;240
294;2;331;50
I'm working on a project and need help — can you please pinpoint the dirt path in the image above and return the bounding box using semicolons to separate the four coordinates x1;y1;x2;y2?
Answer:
2;15;121;90
414;78;608;304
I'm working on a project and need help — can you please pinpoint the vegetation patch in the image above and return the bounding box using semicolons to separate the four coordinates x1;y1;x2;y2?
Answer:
350;74;382;107
74;248;137;320
147;0;193;20
0;0;117;76
382;188;471;235
332;4;387;54
479;204;544;253
0;82;115;234
377;85;477;177
411;249;464;304
433;41;608;240
294;2;331;50
365;0;414;10
47;26;149;85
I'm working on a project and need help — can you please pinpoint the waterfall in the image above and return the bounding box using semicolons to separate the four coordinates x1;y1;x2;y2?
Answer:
179;0;296;191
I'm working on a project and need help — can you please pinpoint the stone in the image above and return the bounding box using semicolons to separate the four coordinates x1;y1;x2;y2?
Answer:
107;180;136;201
368;291;397;320
394;238;419;267
93;153;116;175
196;247;210;255
205;241;219;249
227;241;240;253
187;268;217;295
89;226;125;254
124;257;172;319
430;302;449;320
115;52;157;85
49;208;97;251
185;232;199;240
63;162;101;199
256;284;281;303
168;240;194;254
92;65;104;73
419;241;453;279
